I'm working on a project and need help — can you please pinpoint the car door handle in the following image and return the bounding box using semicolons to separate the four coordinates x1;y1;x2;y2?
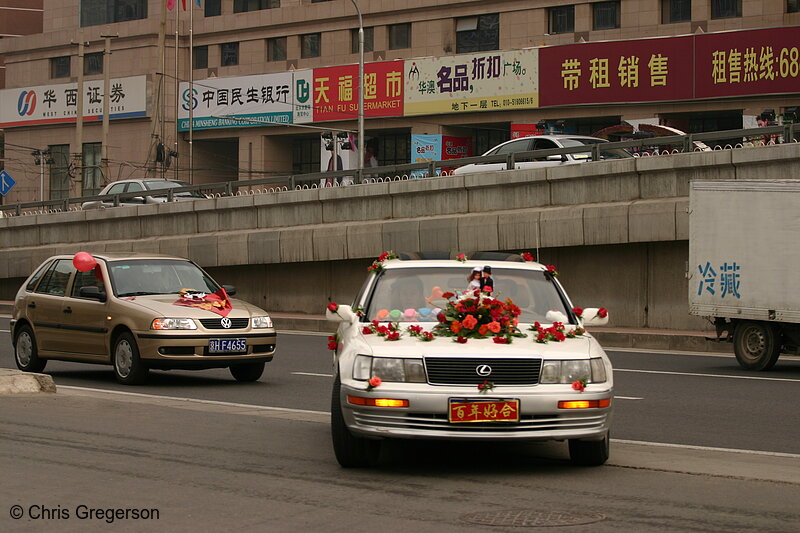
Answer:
63;307;72;314
28;302;36;309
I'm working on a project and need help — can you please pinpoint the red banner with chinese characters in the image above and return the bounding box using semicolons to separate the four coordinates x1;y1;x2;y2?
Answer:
313;61;404;122
694;27;800;99
539;36;694;106
173;287;233;317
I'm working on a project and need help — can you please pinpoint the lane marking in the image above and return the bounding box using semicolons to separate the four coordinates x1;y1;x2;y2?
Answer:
292;372;333;377
614;396;643;400
278;330;332;337
0;330;9;334
616;367;800;383
607;347;734;358
612;439;800;459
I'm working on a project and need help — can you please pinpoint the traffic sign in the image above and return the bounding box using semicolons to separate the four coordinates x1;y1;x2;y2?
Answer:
0;170;16;196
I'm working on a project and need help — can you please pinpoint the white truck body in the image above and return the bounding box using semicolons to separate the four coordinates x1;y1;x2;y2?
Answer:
689;179;800;369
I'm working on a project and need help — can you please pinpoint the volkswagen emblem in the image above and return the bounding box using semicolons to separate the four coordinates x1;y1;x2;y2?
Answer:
476;364;492;377
220;317;232;329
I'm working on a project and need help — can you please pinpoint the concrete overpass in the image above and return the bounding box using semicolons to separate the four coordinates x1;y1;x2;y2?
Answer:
1;143;798;332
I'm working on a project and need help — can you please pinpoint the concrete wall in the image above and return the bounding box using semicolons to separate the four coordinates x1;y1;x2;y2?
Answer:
2;144;799;330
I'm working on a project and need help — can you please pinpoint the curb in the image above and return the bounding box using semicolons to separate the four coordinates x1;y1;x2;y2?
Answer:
0;369;57;395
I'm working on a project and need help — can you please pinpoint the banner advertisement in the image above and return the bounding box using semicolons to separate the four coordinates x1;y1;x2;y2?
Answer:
0;75;147;128
539;36;694;107
511;124;544;138
694;27;800;99
442;136;473;160
293;69;314;124
313;61;404;122
178;72;293;131
404;48;539;116
411;134;442;165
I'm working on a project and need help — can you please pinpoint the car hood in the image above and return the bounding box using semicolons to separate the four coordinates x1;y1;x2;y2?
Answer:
354;327;594;359
114;294;267;318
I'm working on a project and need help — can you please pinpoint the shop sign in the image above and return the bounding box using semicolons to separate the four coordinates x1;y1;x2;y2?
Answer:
539;36;694;106
178;72;293;131
313;61;404;122
293;69;315;124
694;27;800;99
0;75;147;128
404;49;538;116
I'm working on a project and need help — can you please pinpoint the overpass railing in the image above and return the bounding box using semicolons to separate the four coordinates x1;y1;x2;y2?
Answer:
1;124;798;218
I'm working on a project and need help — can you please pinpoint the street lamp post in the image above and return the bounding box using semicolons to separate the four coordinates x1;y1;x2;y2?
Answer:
350;0;365;176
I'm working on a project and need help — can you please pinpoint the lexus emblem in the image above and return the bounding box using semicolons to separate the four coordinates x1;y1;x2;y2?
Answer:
221;317;232;329
476;364;492;377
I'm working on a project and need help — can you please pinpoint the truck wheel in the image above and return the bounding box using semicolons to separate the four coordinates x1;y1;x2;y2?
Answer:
733;321;781;371
569;432;610;466
331;374;381;468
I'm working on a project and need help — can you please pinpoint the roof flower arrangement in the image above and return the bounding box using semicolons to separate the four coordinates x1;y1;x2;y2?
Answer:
521;252;535;262
456;253;467;262
367;251;398;274
545;264;559;277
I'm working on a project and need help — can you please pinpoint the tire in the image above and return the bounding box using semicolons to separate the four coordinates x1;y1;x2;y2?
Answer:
14;324;47;373
229;362;265;382
569;432;610;466
112;331;148;385
733;321;781;371
331;374;381;468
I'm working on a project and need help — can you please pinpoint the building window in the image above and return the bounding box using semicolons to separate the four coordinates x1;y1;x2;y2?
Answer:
50;56;71;79
456;14;499;53
193;46;208;69
48;145;71;200
82;143;102;197
84;52;103;75
292;137;321;175
662;0;691;23
790;0;800;13
388;23;411;50
376;134;409;166
593;1;621;30
711;0;741;18
80;0;147;27
234;0;279;13
549;5;575;34
205;0;221;16
268;37;287;61
221;42;239;66
301;33;321;58
351;27;374;54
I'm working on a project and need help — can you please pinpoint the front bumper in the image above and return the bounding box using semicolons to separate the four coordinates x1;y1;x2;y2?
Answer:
340;380;612;441
134;331;277;369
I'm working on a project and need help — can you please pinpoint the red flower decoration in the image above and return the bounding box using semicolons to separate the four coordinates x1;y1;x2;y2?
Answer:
521;252;535;262
462;315;478;330
436;312;446;323
386;331;400;341
572;307;583;318
327;335;338;351
362;326;373;335
546;265;558;276
456;253;467;262
492;336;508;344
441;292;455;299
366;376;382;392
572;379;587;392
422;331;434;341
598;307;608;318
327;302;339;313
455;336;468;344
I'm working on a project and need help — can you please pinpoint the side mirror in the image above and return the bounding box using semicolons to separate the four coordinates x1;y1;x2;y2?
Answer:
222;284;237;296
79;286;107;302
546;154;565;161
327;304;357;324
131;196;145;203
582;307;609;327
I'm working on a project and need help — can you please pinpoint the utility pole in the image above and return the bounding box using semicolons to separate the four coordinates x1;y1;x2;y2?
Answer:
32;149;53;202
100;35;117;186
74;31;85;194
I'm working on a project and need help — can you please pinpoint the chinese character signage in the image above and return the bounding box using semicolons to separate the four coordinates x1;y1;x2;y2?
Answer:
539;36;694;106
178;72;293;131
0;76;147;128
694;27;800;99
696;261;742;299
312;61;404;122
404;49;538;116
293;69;314;124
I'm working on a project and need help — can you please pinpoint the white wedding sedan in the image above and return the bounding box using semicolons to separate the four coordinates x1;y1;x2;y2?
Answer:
326;252;613;468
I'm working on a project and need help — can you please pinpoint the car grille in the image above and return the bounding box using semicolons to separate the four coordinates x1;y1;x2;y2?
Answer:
199;318;249;329
424;357;542;385
352;411;608;434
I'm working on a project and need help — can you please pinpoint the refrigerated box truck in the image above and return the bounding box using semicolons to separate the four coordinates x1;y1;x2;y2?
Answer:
689;180;800;370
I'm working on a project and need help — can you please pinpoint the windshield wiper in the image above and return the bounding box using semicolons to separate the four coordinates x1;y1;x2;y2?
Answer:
117;291;166;297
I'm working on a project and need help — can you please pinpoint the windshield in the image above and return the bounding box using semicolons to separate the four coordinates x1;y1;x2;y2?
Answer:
108;259;220;297
363;266;573;324
561;138;630;160
143;180;204;198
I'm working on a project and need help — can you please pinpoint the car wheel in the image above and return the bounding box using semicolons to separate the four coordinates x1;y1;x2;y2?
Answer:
229;362;265;382
733;321;781;371
331;373;381;468
569;432;610;466
14;324;47;373
113;331;148;385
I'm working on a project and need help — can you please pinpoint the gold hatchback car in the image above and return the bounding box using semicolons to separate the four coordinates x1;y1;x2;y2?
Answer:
10;253;277;384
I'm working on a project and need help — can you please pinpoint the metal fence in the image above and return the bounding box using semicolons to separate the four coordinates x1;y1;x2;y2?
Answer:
1;124;798;218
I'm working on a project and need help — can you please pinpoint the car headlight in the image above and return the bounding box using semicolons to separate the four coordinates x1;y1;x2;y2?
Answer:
352;355;426;383
540;358;607;384
251;316;273;329
151;318;197;330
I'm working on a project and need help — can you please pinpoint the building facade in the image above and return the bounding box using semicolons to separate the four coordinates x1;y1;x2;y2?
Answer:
0;0;798;204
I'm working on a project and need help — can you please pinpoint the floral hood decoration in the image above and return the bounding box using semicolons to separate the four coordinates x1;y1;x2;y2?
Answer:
433;290;525;343
530;321;586;344
367;251;398;273
362;320;402;341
